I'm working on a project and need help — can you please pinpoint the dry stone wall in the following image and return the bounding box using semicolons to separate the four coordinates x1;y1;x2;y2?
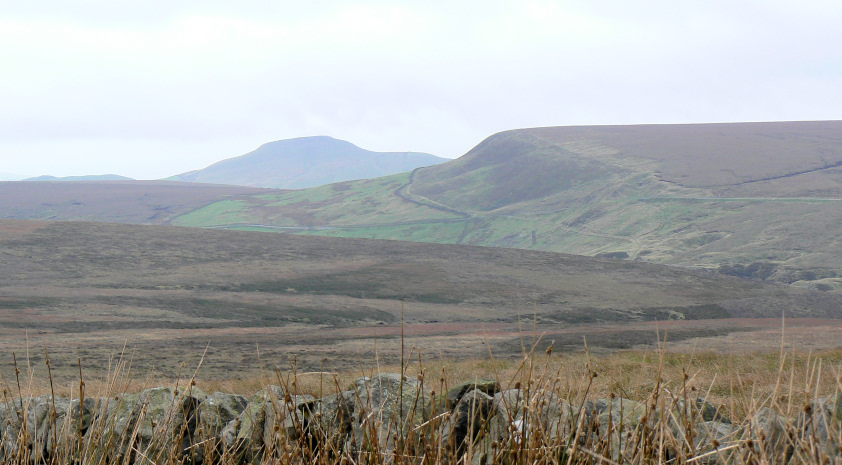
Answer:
0;373;839;464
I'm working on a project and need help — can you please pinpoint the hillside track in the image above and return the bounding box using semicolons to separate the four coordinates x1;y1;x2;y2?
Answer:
393;167;471;218
6;122;842;286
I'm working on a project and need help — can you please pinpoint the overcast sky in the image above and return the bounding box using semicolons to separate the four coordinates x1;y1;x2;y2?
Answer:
2;1;841;179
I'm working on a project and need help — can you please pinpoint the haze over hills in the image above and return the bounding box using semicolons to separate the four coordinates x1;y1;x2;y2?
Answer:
22;174;134;182
168;136;448;189
3;121;842;290
0;172;27;181
169;121;842;288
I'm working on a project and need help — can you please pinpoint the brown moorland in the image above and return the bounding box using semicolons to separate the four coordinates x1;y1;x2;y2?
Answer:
4;122;842;288
169;121;842;287
0;180;270;224
1;219;840;387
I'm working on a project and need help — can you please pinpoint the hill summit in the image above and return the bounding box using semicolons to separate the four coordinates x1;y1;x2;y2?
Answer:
168;121;842;289
169;136;447;189
5;122;842;289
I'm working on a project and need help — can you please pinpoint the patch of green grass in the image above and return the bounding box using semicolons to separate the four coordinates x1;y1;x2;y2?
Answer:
260;183;355;206
171;199;259;227
159;136;842;286
681;232;727;249
294;221;467;244
224;226;302;232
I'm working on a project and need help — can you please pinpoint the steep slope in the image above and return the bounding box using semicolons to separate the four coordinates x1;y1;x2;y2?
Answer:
409;131;611;211
170;121;842;288
169;136;447;189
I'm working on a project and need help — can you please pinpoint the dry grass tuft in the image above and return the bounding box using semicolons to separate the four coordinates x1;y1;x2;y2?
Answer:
1;335;840;464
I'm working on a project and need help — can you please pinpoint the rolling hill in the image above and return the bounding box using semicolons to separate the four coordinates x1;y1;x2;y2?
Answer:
2;219;840;376
168;136;447;189
3;122;842;289
169;121;842;288
0;181;269;224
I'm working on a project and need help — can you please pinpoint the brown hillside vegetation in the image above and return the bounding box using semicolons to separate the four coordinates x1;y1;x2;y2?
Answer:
530;121;842;189
411;120;842;211
1;219;840;384
0;181;270;224
3;122;842;288
166;121;842;287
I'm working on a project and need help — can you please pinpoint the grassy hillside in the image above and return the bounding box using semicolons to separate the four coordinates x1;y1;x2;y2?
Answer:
169;122;842;288
2;219;840;378
169;136;447;189
3;123;841;287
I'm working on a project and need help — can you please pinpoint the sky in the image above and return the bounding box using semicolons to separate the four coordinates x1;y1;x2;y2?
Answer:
1;1;841;180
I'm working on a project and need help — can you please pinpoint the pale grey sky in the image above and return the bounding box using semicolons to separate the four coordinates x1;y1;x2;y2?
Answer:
1;1;841;179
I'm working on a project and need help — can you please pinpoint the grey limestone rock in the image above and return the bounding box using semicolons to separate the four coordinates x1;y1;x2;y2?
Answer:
490;388;572;444
347;373;431;454
197;391;248;439
594;397;646;435
793;393;842;461
441;379;500;412
441;388;494;453
225;385;314;462
306;389;356;444
748;406;790;462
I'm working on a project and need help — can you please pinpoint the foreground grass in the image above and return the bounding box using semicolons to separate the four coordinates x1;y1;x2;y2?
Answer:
13;348;842;416
2;342;840;464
